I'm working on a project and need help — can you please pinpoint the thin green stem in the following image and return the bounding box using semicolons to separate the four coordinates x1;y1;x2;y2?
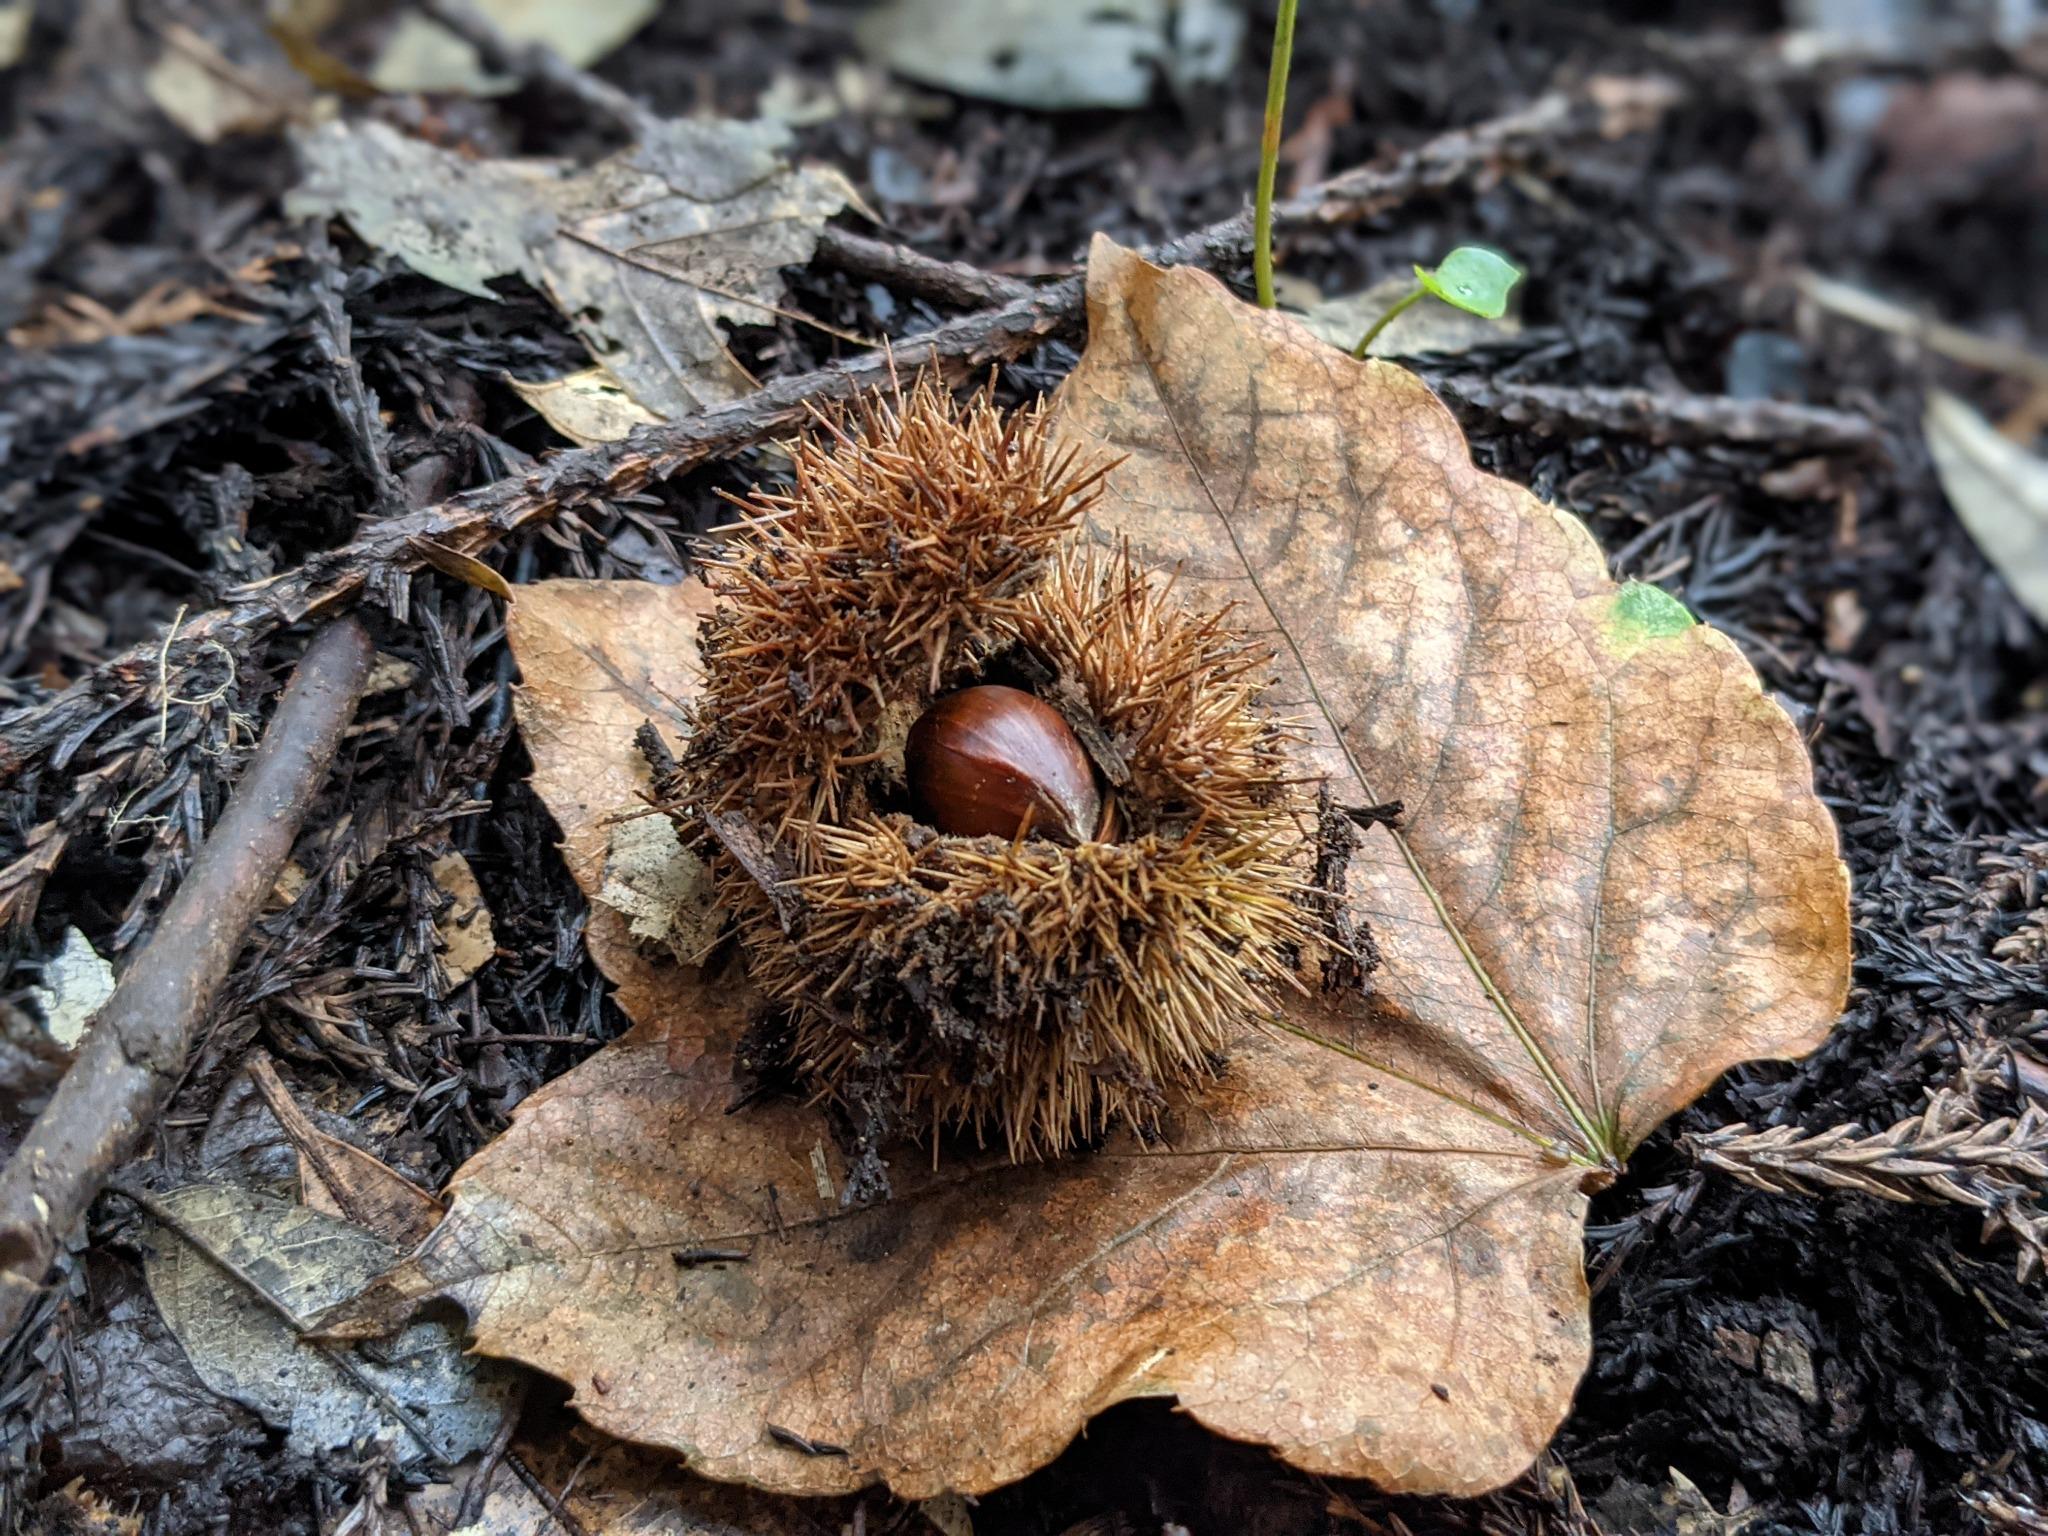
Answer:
1351;284;1424;359
1252;0;1298;309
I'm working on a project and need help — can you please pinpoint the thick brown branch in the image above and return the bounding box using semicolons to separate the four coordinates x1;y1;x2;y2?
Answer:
0;97;1572;791
0;617;374;1345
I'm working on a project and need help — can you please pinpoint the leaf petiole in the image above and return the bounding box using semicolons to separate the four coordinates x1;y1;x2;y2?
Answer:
1350;284;1424;359
1350;246;1525;358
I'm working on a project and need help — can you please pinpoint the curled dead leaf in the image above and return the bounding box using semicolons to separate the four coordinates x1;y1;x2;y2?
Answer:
410;538;513;601
326;239;1848;1500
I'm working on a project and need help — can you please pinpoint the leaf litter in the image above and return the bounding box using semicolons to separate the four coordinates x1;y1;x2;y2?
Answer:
29;926;115;1050
320;239;1851;1500
856;0;1244;112
141;1183;518;1465
367;0;660;96
1924;387;2048;627
288;113;858;434
408;1427;861;1536
430;849;497;991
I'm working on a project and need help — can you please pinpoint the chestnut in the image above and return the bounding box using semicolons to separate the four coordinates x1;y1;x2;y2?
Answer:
906;685;1100;843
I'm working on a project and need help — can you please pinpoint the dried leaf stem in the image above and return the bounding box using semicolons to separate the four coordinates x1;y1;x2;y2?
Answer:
0;617;374;1345
1690;1092;2048;1281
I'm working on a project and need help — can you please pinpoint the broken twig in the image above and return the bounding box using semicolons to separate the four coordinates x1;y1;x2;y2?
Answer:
416;0;648;136
1690;1096;2048;1282
1430;375;1888;458
0;617;374;1344
814;227;1033;311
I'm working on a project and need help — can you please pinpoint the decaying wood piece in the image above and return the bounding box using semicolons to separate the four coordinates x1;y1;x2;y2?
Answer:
0;617;375;1345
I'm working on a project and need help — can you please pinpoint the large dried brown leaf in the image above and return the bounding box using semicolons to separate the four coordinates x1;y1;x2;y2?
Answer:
331;242;1849;1501
1058;236;1850;1159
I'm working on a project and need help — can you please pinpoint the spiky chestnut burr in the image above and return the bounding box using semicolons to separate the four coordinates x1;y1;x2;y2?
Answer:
681;373;1110;840
665;375;1338;1171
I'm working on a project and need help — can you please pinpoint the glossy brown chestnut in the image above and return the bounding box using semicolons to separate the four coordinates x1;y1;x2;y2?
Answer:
906;685;1100;843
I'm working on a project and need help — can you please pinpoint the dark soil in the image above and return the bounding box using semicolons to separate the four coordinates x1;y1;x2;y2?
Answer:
3;2;2047;1533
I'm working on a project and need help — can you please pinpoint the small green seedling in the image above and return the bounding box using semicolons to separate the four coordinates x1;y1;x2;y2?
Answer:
1247;1;1524;344
1251;0;1298;309
1351;247;1524;359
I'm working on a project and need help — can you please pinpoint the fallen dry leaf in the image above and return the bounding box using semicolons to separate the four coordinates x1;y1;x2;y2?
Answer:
858;0;1242;111
494;579;718;1062
509;365;664;448
145;24;310;144
329;240;1849;1500
144;1185;516;1464
430;850;497;990
289;117;856;429
1061;236;1848;1155
0;3;27;71
245;1055;442;1249
1924;388;2048;626
370;0;659;96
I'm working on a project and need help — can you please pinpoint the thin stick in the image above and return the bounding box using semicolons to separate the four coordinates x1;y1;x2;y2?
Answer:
1796;268;2048;389
455;1379;528;1528
505;1451;595;1536
1252;0;1300;308
0;617;375;1345
416;0;647;136
1428;374;1886;457
813;227;1031;311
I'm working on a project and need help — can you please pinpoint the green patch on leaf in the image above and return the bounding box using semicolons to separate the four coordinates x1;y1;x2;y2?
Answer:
1415;247;1522;321
1610;581;1696;646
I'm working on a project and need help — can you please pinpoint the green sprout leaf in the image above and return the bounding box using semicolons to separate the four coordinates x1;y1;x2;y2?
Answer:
1610;580;1697;650
1414;246;1523;321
